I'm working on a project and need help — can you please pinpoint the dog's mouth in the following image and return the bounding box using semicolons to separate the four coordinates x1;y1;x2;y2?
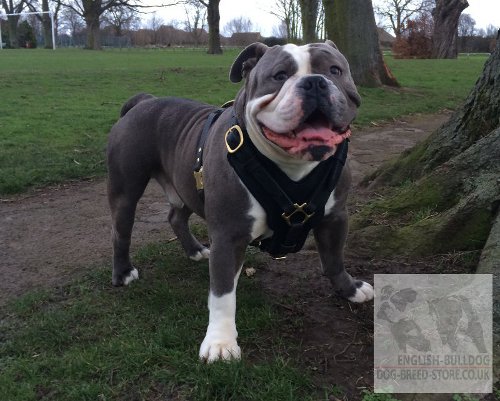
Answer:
260;110;350;160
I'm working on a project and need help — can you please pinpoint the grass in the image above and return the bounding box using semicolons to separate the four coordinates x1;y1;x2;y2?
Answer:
0;48;238;194
0;48;488;194
0;241;319;401
0;48;492;400
356;54;487;124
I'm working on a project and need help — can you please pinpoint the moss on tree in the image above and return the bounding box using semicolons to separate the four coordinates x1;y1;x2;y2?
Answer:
351;31;500;269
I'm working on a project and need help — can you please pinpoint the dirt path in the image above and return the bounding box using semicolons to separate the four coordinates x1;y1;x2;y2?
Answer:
0;112;450;307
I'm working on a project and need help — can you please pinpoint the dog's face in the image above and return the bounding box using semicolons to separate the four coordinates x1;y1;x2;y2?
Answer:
231;41;361;163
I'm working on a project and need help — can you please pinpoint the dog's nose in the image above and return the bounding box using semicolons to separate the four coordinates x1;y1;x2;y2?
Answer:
300;75;329;93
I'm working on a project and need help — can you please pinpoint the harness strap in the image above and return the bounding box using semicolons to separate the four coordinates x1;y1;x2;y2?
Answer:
225;120;349;258
192;108;349;259
193;108;225;190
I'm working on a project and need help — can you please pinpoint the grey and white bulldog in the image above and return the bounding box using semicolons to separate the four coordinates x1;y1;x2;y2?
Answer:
107;40;374;363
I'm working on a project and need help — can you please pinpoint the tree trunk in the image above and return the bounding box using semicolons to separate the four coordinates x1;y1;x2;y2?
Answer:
299;0;319;43
322;0;398;87
352;30;500;266
370;29;500;184
41;0;53;49
431;0;469;58
84;13;101;50
7;15;20;48
206;0;222;54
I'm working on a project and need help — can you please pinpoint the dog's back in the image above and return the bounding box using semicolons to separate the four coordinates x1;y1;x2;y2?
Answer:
119;93;155;117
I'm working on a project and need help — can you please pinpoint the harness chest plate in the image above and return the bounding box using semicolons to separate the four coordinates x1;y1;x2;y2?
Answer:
225;119;348;258
193;108;348;258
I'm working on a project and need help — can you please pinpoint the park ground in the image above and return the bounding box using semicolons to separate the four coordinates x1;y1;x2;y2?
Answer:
0;112;450;307
3;111;483;401
0;49;496;400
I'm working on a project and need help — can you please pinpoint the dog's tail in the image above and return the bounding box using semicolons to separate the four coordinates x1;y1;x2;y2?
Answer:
120;93;156;117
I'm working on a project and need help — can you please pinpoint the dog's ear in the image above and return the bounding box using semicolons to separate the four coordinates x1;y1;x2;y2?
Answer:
325;39;338;50
230;42;269;83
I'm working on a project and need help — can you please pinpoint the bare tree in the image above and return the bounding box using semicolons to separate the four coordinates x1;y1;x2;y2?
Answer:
431;0;469;58
57;0;132;49
316;0;325;40
323;0;399;87
271;21;287;38
458;13;475;37
196;0;221;54
184;0;206;46
1;0;29;47
147;11;163;44
27;0;61;48
57;0;181;50
298;0;318;42
102;6;139;36
59;3;84;37
222;16;254;36
270;0;301;41
374;0;430;38
485;24;498;38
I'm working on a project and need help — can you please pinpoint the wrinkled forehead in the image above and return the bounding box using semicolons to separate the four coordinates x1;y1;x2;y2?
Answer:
252;43;349;77
307;43;350;70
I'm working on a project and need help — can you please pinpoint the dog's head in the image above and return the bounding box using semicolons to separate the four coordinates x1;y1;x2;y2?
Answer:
230;41;361;163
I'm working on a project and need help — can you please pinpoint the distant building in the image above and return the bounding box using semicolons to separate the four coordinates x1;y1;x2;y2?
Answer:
378;28;396;50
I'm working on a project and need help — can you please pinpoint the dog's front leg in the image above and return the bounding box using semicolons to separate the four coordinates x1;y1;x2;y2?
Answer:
199;236;246;362
314;209;374;303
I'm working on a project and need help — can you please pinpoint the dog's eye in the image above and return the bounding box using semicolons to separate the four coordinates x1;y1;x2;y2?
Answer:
273;71;288;81
330;66;342;76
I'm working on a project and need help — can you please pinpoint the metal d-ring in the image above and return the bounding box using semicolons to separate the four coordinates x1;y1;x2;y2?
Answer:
225;125;244;153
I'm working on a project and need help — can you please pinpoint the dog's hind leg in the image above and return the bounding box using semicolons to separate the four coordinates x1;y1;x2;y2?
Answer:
108;174;149;287
314;209;374;303
168;205;210;261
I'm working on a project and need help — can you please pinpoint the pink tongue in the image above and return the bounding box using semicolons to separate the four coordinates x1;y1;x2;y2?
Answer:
263;126;350;151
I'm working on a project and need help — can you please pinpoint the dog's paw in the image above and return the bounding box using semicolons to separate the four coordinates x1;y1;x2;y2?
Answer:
189;247;210;261
348;281;374;303
123;268;139;286
199;335;241;363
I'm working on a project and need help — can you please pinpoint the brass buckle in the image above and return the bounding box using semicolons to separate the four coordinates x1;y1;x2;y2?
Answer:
225;125;244;153
281;203;315;226
193;168;204;190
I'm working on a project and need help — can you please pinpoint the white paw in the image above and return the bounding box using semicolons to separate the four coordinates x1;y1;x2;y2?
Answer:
123;268;139;286
189;247;210;261
348;281;374;303
199;334;241;363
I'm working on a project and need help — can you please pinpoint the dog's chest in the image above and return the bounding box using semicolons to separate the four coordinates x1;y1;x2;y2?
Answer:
247;189;337;241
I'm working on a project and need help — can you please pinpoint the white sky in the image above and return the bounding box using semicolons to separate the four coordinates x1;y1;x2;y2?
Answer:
148;0;500;37
149;0;280;36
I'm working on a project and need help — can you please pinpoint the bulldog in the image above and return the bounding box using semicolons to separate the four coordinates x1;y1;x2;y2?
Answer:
107;41;374;363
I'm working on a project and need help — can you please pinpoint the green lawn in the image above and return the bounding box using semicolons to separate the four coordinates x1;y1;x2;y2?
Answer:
358;54;487;124
0;49;492;400
0;48;488;194
0;243;318;401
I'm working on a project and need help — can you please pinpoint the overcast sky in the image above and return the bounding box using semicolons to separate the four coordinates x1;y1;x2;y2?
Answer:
149;0;500;37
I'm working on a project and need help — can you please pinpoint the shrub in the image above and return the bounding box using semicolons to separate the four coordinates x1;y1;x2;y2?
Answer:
393;15;432;59
17;20;37;49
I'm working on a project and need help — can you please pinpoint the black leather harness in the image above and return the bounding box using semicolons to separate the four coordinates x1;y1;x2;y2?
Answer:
194;108;349;258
